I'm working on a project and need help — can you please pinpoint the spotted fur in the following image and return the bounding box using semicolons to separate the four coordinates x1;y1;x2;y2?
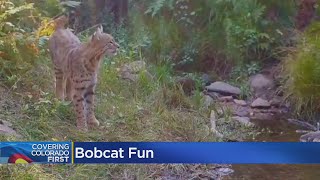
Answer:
48;15;119;131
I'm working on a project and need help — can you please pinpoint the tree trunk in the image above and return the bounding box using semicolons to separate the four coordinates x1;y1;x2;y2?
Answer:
67;0;129;33
105;0;128;25
296;0;317;31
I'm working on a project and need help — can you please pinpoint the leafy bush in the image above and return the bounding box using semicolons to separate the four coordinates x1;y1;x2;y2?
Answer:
33;0;62;17
283;22;320;119
0;1;41;84
0;0;64;87
128;0;296;74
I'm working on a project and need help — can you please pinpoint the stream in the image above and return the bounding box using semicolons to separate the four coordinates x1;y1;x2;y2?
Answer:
224;119;320;180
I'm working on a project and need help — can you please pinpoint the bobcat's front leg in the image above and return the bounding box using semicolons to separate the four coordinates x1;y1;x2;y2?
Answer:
85;84;100;128
72;85;87;131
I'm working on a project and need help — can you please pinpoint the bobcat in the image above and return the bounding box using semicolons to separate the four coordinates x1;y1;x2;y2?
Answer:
48;15;119;131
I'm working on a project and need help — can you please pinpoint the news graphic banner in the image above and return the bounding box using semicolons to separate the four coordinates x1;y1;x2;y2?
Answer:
2;142;320;164
0;142;71;164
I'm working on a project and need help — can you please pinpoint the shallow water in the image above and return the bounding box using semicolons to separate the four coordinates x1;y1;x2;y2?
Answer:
225;119;320;180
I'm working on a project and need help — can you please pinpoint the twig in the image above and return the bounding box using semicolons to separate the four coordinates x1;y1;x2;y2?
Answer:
210;110;223;138
76;23;103;36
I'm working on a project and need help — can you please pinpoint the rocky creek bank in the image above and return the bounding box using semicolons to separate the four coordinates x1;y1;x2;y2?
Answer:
200;72;320;142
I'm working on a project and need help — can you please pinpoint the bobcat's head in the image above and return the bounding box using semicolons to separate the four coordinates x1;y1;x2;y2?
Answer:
90;25;119;57
53;15;68;29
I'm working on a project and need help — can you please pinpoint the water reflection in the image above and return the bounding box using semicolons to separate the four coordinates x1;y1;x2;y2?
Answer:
225;119;320;180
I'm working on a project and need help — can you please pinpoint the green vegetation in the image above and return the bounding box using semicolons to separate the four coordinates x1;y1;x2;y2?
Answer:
283;22;320;120
132;0;297;71
0;0;320;179
0;29;255;180
0;1;39;85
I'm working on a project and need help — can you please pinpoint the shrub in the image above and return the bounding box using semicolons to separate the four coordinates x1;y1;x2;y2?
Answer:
0;1;44;86
283;22;320;119
128;0;296;75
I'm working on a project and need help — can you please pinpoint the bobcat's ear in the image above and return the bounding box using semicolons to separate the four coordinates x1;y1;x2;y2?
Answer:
98;25;103;33
92;25;103;41
91;33;97;41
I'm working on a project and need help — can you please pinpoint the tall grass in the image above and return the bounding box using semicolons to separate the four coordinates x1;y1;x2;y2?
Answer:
283;22;320;120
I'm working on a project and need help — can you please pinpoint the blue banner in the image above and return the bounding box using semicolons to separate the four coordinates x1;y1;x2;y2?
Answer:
73;142;320;164
2;142;320;164
0;142;71;164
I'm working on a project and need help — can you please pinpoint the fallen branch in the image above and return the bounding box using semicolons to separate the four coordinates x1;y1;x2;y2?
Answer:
210;110;223;138
296;129;312;134
287;119;317;131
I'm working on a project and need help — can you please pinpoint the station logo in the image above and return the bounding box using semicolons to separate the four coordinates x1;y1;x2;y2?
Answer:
0;142;71;164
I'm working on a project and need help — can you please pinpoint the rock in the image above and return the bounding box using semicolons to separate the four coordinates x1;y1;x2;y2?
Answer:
234;99;247;106
0;121;20;137
201;73;214;86
251;98;271;108
253;108;279;114
218;96;233;102
206;92;220;100
300;131;320;142
249;73;275;100
0;120;12;127
216;167;234;176
204;95;214;108
121;72;139;82
250;112;274;121
233;106;250;117
205;81;241;96
270;96;282;107
232;116;254;127
215;107;225;116
120;60;146;74
218;103;250;117
175;77;196;96
119;61;152;82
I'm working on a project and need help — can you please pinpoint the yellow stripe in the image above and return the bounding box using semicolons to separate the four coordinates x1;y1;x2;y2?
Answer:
72;142;74;164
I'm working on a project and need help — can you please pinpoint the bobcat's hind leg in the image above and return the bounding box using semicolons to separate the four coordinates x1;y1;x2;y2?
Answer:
65;77;73;101
55;68;66;101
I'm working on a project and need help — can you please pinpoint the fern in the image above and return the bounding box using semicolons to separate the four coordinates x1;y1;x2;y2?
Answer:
144;0;174;17
0;0;43;84
0;3;34;27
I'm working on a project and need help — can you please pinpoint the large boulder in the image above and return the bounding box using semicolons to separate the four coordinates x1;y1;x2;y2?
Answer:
205;81;241;96
249;73;275;100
